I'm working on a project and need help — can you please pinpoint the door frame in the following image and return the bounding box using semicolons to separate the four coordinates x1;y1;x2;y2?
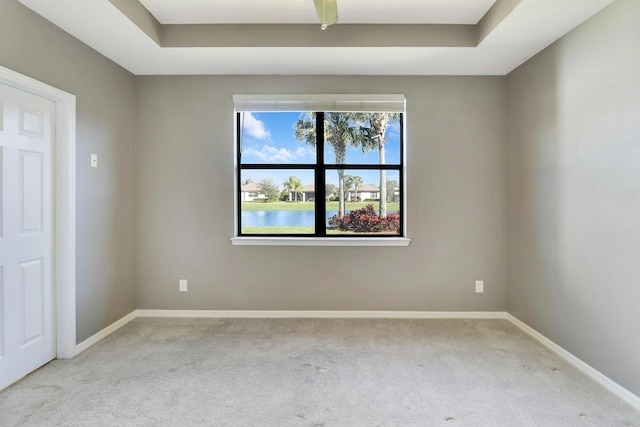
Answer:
0;65;76;359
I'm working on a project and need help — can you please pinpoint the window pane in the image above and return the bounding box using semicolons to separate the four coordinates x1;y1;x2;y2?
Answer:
240;170;315;235
325;170;400;236
323;112;401;165
240;112;316;164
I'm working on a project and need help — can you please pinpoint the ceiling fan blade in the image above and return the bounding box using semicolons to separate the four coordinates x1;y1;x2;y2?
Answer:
313;0;338;27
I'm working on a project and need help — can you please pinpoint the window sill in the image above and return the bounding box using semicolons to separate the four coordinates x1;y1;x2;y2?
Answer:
230;237;411;247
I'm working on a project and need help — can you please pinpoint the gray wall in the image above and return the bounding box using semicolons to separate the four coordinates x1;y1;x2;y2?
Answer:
135;76;507;311
507;0;640;397
0;0;136;342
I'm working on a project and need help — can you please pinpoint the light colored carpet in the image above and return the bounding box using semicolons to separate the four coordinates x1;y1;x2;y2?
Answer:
1;318;639;426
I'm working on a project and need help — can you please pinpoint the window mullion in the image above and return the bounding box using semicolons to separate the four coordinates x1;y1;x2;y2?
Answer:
315;112;326;236
236;112;243;235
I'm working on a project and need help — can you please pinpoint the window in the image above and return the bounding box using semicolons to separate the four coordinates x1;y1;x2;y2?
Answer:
233;95;408;245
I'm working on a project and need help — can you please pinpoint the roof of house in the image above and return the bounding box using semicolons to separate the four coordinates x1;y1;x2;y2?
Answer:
289;183;315;192
240;182;262;192
286;183;381;193
348;184;380;192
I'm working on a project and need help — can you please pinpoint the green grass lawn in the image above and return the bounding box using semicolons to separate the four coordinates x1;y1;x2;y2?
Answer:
242;226;314;234
241;201;400;211
241;226;397;235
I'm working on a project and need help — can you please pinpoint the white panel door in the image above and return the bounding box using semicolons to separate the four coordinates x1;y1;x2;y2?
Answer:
0;82;55;390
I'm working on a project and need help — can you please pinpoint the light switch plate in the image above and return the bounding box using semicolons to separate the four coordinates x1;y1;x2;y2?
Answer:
90;153;98;168
475;280;484;293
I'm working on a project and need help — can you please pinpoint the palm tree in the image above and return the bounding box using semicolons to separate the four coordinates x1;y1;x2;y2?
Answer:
283;176;303;202
351;175;363;202
386;179;399;202
325;183;337;200
360;113;400;218
344;174;355;202
295;112;367;217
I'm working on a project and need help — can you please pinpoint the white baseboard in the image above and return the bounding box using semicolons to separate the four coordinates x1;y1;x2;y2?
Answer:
74;310;137;356
135;309;509;319
506;314;640;412
69;309;639;412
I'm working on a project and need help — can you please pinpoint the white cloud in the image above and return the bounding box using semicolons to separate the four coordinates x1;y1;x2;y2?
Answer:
387;121;401;140
295;146;315;158
243;145;315;163
242;112;270;139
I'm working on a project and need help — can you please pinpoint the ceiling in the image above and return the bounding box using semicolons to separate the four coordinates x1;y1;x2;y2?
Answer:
137;0;498;25
18;0;615;76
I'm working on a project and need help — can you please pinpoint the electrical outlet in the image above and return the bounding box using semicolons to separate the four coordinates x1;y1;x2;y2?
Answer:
475;280;484;293
179;279;188;292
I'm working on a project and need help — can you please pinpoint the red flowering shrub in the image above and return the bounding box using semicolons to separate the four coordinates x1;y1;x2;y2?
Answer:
328;204;400;233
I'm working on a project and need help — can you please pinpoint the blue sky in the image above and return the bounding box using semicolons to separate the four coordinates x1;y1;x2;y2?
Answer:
240;111;401;187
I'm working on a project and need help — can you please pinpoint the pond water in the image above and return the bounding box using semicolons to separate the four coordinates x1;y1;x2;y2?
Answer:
241;209;397;227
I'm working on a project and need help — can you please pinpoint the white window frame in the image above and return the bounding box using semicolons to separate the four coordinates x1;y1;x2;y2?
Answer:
230;94;410;247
